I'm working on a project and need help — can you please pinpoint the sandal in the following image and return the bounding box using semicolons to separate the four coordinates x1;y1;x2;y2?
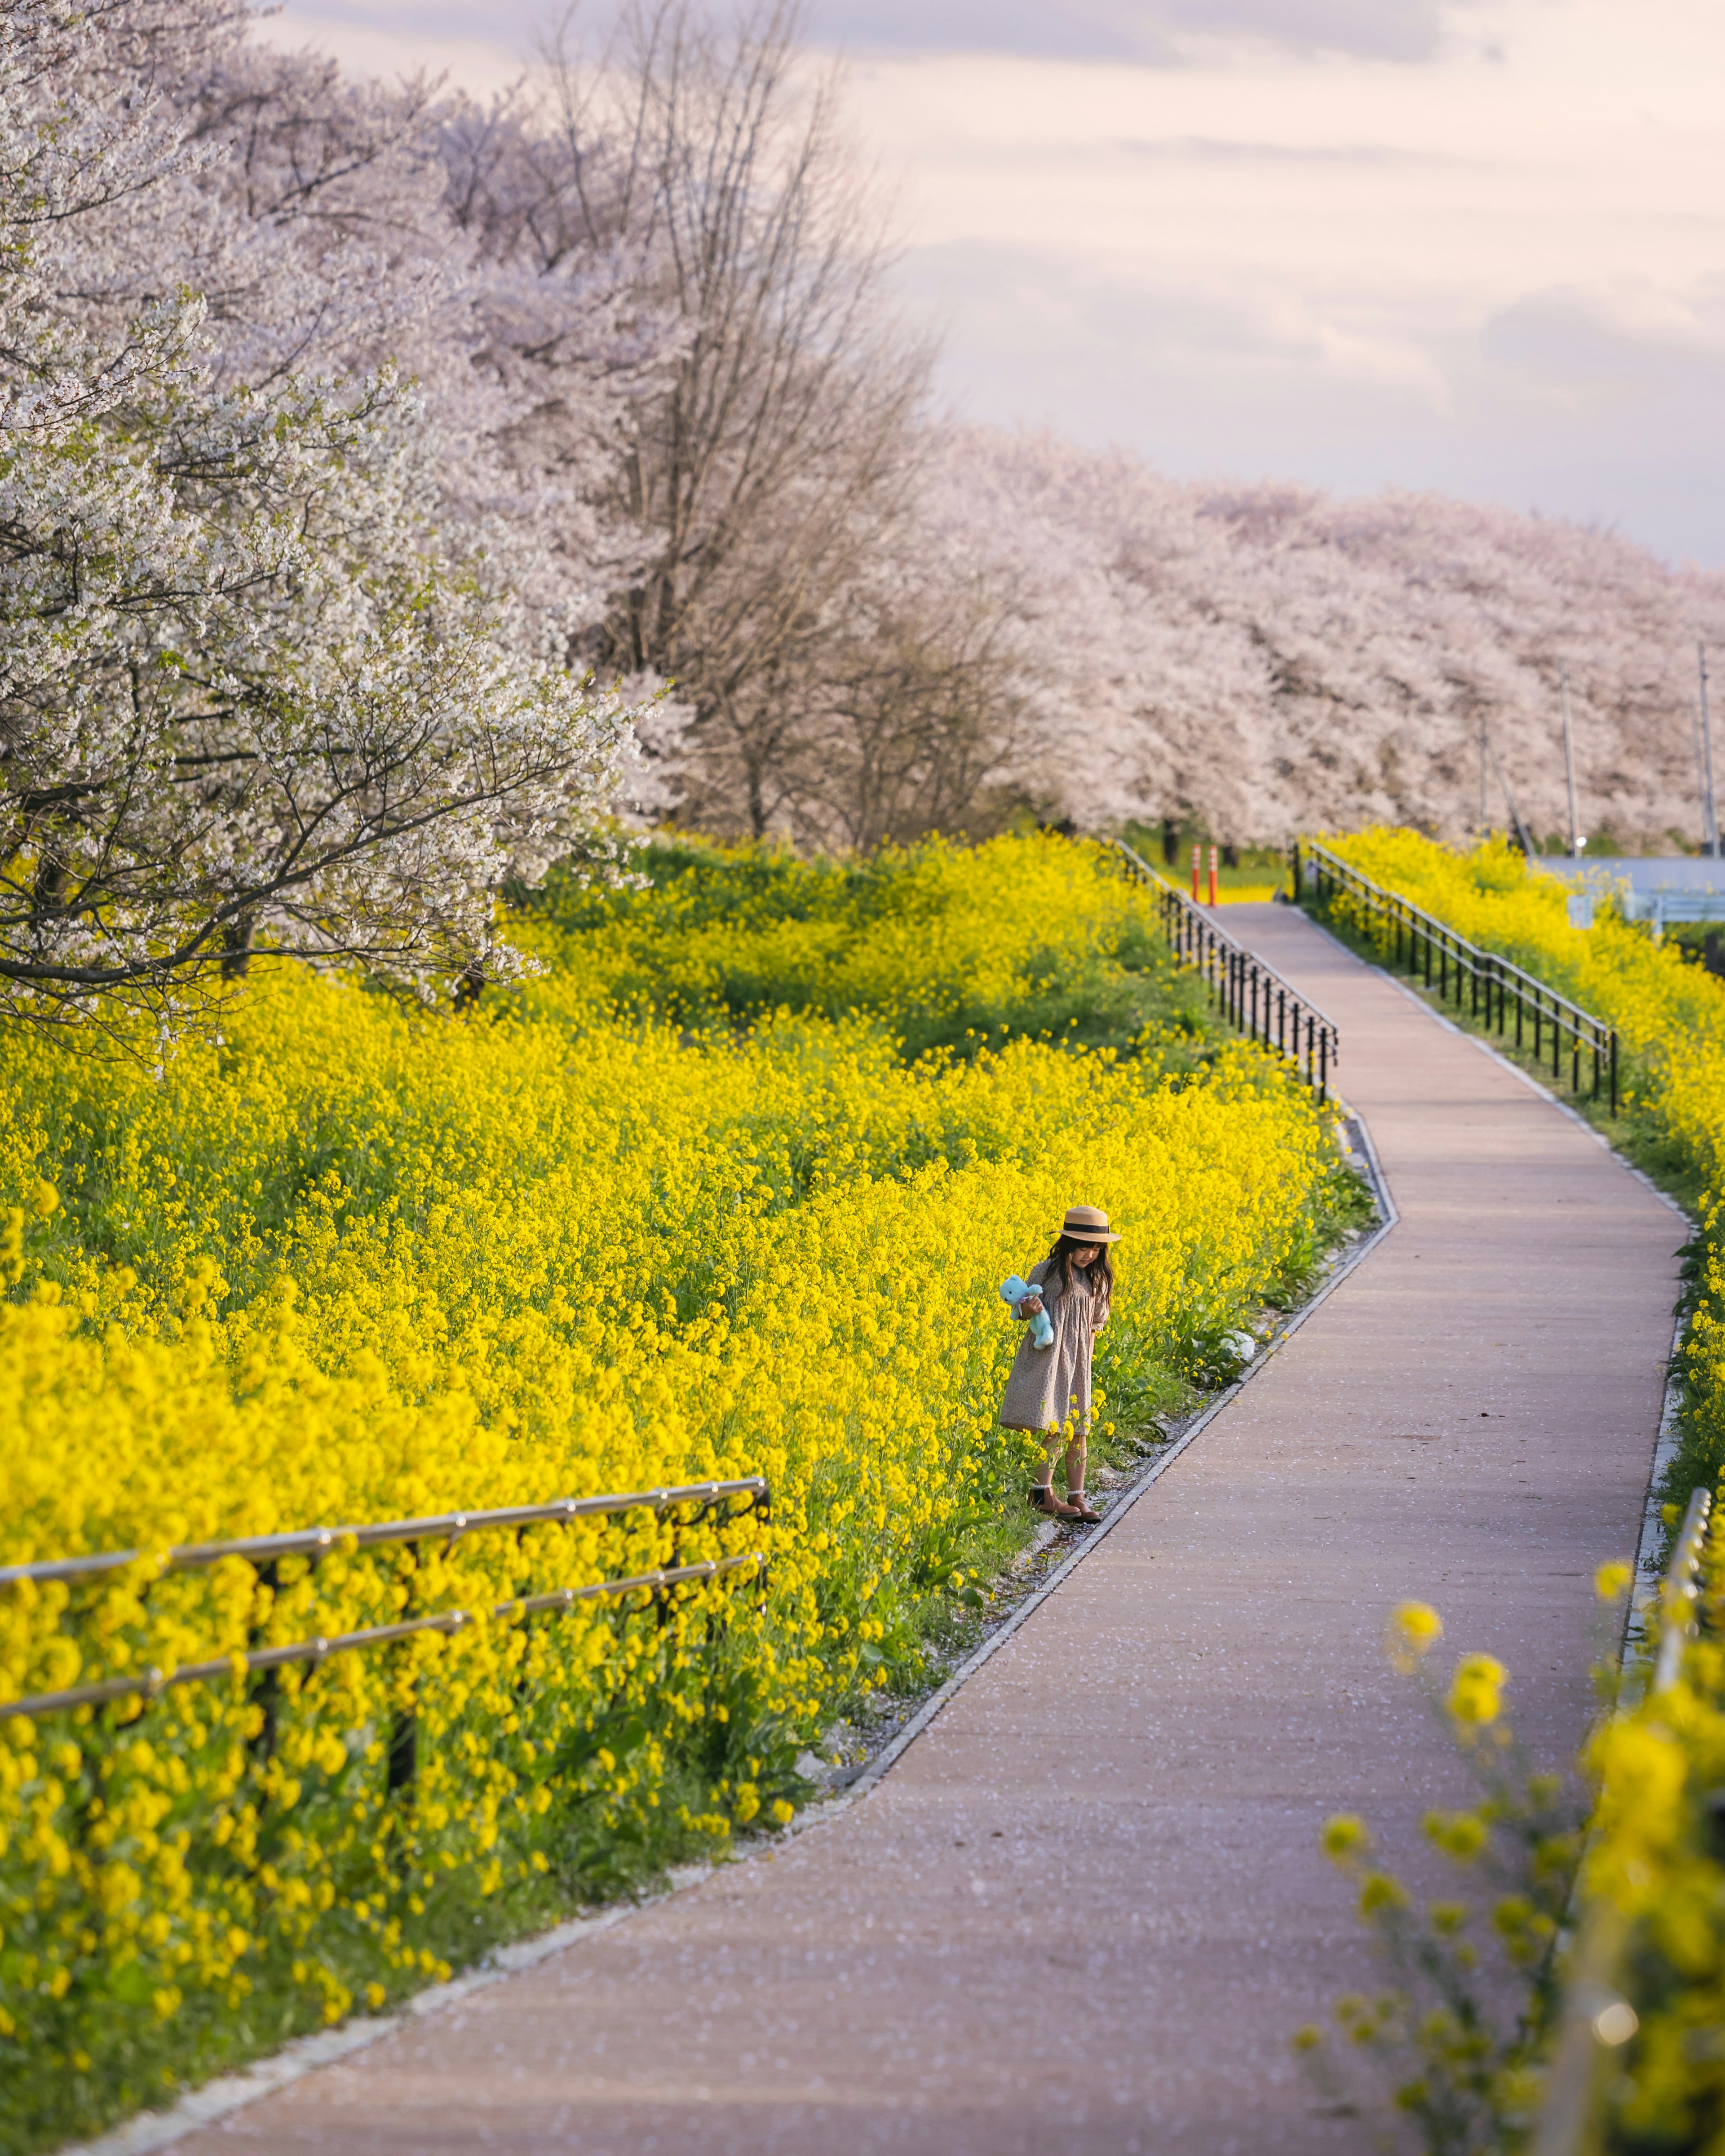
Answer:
1064;1490;1103;1524
1027;1484;1079;1519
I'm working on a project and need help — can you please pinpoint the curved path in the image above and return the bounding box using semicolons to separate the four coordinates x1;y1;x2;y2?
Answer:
181;907;1683;2156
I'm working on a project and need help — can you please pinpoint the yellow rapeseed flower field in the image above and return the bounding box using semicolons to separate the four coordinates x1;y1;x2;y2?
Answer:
0;833;1347;2149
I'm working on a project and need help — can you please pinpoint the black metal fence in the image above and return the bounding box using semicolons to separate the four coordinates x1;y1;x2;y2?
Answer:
1111;839;1339;1100
1296;839;1618;1114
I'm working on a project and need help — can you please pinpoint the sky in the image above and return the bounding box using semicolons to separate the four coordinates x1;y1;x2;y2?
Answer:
256;0;1725;566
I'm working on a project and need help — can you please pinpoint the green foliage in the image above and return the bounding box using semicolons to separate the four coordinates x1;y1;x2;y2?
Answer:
520;831;1215;1063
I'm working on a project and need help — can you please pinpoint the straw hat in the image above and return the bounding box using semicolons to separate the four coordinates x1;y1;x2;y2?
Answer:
1061;1204;1121;1244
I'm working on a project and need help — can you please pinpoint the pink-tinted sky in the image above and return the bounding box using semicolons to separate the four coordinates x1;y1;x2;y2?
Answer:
258;0;1725;565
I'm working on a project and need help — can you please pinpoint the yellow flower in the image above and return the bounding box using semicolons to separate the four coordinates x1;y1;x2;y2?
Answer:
0;831;1346;2075
1423;1809;1489;1861
1386;1600;1443;1672
1358;1872;1408;1917
1447;1653;1508;1727
1322;1814;1369;1862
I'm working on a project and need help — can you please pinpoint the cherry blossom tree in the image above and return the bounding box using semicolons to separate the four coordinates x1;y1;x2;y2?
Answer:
446;0;936;839
912;426;1725;853
0;0;643;1033
13;0;1725;951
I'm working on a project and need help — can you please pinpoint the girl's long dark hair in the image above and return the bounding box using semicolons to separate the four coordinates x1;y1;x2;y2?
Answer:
1043;1233;1114;1307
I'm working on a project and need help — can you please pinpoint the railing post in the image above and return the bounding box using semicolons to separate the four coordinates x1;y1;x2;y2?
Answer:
1655;1485;1714;1694
387;1692;418;1794
388;1540;422;1796
244;1560;282;1771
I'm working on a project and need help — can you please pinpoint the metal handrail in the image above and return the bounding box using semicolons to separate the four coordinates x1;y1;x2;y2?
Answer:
1110;839;1340;1100
0;1552;766;1723
1528;1483;1714;2156
1654;1484;1713;1695
0;1477;768;1590
1296;839;1618;1114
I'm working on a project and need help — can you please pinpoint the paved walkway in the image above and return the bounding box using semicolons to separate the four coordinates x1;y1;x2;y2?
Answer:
186;908;1684;2156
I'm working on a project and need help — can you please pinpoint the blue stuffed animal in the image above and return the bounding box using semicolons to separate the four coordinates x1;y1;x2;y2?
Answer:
1000;1275;1055;1351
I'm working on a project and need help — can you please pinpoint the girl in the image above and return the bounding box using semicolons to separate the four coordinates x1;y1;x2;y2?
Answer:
999;1203;1121;1524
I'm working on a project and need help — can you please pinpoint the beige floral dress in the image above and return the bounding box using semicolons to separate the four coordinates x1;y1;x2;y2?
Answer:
998;1258;1110;1433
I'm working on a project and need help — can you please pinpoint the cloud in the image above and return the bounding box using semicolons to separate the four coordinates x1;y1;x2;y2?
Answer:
1108;134;1476;164
261;0;535;93
254;0;1725;566
1484;282;1725;386
803;0;1445;62
898;237;1725;563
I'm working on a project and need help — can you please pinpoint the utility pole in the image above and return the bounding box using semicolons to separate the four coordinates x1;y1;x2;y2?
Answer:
1701;642;1720;858
1560;662;1580;856
1480;713;1489;832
